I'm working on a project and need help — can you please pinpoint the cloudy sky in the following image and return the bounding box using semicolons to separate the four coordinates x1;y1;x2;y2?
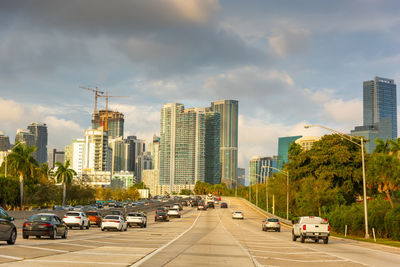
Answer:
1;0;400;172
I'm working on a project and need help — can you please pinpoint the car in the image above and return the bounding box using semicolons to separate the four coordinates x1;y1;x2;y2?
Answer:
108;210;123;218
262;218;281;232
101;215;128;231
164;205;171;210
190;200;199;207
216;196;221;201
0;206;17;244
172;204;183;211
53;205;65;211
155;211;169;222
207;202;215;209
232;211;244;219
73;205;84;211
181;200;188;206
126;212;147;228
63;211;90;229
155;207;166;213
197;202;207;210
86;211;102;227
167;208;181;218
292;216;330;244
23;213;67;239
220;202;228;208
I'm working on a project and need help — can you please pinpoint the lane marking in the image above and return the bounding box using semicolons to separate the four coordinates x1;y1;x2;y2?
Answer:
0;254;23;260
17;245;68;253
253;256;349;263
72;251;146;256
23;259;130;265
250;249;323;255
58;242;96;248
130;210;202;267
83;239;119;245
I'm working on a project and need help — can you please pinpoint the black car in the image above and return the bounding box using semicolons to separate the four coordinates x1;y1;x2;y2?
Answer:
207;202;215;209
23;213;68;239
0;207;17;245
155;211;169;222
220;202;228;208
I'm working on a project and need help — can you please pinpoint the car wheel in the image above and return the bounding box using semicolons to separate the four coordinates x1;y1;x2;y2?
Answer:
86;222;90;229
278;229;281;232
23;234;29;239
124;225;127;231
50;229;57;240
36;235;41;239
314;238;319;243
292;233;297;241
144;223;147;228
80;224;84;230
300;235;305;243
62;229;68;239
323;237;329;244
101;228;105;231
7;229;16;245
69;226;73;229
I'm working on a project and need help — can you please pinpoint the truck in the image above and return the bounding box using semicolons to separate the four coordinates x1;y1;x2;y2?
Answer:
292;216;330;244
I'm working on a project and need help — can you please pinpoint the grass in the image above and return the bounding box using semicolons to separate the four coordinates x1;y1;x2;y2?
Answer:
331;232;400;248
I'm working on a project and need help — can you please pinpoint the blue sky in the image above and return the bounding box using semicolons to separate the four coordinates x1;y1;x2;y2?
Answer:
1;0;399;169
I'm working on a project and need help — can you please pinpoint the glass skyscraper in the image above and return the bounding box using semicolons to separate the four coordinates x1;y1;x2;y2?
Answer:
277;135;302;170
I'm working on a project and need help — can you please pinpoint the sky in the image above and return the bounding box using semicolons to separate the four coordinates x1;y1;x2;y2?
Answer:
1;0;400;173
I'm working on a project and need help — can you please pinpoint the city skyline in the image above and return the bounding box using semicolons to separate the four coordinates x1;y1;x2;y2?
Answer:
1;0;400;171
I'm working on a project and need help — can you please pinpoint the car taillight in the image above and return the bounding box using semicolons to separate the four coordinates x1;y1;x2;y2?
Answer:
76;217;81;219
328;225;330;231
303;225;306;230
41;223;52;227
23;222;31;227
265;222;269;224
63;216;67;218
277;222;280;224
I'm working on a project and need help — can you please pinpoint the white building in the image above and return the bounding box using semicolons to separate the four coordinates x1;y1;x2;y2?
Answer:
71;139;84;177
295;136;321;151
83;127;109;172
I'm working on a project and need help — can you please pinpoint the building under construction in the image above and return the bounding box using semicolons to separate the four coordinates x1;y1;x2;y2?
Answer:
92;110;124;139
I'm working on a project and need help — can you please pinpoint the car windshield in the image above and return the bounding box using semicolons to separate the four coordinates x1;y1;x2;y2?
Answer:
66;212;80;216
157;211;167;215
28;215;52;222
267;218;279;222
104;215;120;220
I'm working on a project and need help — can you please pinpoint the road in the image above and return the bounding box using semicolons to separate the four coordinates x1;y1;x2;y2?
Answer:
1;197;400;266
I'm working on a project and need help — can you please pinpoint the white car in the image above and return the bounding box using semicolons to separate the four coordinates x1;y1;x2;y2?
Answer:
126;212;147;228
63;212;90;229
101;215;128;231
232;211;244;219
167;208;181;218
172;204;182;211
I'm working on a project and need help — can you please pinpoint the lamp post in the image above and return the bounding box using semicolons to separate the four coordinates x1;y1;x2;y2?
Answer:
263;165;289;220
304;124;370;239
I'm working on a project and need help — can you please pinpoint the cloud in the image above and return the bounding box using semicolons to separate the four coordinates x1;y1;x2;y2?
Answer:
44;116;84;149
269;27;310;57
0;97;24;122
323;99;363;125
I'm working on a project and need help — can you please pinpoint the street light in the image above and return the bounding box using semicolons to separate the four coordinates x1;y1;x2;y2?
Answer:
263;165;289;220
304;124;369;239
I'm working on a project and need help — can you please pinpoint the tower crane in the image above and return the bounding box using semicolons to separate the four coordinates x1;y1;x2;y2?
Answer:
99;92;128;131
79;86;105;115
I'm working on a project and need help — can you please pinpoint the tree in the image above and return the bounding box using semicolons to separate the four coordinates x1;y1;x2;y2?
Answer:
374;138;391;154
7;142;38;209
367;154;400;208
390;138;400;159
54;160;77;206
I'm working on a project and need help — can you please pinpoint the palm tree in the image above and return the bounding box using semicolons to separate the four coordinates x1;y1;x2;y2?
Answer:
7;142;38;210
37;162;53;182
374;138;391;154
390;138;400;159
54;160;77;206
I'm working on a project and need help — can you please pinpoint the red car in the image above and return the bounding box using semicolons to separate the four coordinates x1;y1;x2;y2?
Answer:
86;211;102;227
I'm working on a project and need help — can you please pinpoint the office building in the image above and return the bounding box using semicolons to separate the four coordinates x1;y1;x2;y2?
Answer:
83;127;109;172
205;111;221;185
125;136;146;173
295;136;320;151
71;139;85;177
142;169;160;196
249;156;273;184
148;136;160;171
0;134;10;151
211;100;238;188
109;137;126;173
48;149;65;169
27;122;48;164
92;110;124;139
15;129;35;149
136;151;153;182
277;136;302;169
237;168;246;187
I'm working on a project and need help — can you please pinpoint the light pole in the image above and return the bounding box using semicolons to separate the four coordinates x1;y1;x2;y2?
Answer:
263;165;289;220
305;124;370;239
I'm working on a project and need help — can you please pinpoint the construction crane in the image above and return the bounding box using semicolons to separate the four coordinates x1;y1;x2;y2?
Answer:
99;91;128;131
79;86;104;115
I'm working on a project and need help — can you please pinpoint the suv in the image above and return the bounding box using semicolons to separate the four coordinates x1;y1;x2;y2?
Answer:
86;211;102;227
167;208;181;218
63;212;90;229
126;212;147;228
0;207;16;245
262;218;281;232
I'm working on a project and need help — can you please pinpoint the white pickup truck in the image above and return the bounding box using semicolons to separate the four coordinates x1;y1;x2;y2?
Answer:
292;216;330;244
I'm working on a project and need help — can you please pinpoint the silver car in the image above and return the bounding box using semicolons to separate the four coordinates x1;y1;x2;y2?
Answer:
262;218;281;232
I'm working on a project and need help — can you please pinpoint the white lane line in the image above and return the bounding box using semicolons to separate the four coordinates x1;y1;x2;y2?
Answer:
83;239;119;245
0;254;23;260
253;256;349;263
17;245;68;253
23;259;130;265
59;242;96;248
72;251;146;256
250;249;323;255
130;210;202;267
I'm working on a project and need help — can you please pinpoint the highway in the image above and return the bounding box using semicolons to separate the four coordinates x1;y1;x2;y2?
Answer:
1;197;400;266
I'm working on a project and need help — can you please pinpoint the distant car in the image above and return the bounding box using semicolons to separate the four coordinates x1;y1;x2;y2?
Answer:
53;205;65;211
108;210;123;217
156;207;166;213
73;205;83;211
63;211;90;229
262;218;281;232
181;200;188;206
232;211;244;219
216;196;221;201
155;211;169;222
126;212;147;228
23;213;67;239
164;205;171;210
207;202;215;209
220;202;228;208
197;203;207;210
86;211;102;227
191;200;199;207
167;208;181;218
172;204;182;211
101;215;128;231
0;206;17;244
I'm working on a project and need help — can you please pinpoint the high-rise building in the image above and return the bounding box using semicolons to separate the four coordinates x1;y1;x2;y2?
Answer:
0;134;10;151
64;145;72;165
109;137;125;173
205;111;221;184
277;136;302;170
27;122;48;164
351;77;397;153
83;127;109;172
148;135;160;171
71;139;84;177
15;129;35;149
211;100;238;188
249;156;273;185
92;110;124;139
136;151;153;182
124;136;145;173
237;168;246;187
48;148;65;169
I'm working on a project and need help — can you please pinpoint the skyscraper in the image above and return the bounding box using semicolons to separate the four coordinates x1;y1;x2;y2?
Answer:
15;129;35;149
249;156;273;185
124;136;145;173
0;134;10;151
211;100;238;188
48;148;65;169
277;136;302;170
83;127;109;172
205;111;221;184
71;139;84;177
27;122;48;164
92;110;124;139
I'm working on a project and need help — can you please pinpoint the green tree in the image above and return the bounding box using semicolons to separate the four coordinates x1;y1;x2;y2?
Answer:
54;160;77;206
7;142;38;209
390;138;400;159
374;138;391;154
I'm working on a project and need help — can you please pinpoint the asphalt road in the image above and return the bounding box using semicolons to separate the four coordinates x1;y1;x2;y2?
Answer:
1;197;400;266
